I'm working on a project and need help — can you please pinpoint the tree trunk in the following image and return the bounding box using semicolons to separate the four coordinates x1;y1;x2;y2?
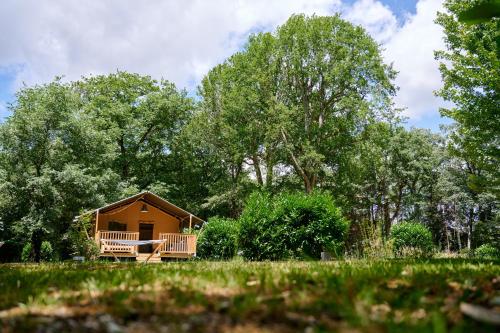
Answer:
228;163;243;218
280;128;313;194
252;154;263;186
265;159;273;189
383;201;391;238
446;228;450;252
303;175;313;194
31;229;43;263
467;208;474;250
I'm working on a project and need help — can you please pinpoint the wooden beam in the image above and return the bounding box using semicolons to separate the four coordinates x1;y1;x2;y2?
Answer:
95;209;100;240
144;239;167;264
189;214;193;233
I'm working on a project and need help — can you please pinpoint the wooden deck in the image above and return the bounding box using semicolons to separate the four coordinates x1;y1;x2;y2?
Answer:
158;233;196;256
98;231;139;255
96;230;196;260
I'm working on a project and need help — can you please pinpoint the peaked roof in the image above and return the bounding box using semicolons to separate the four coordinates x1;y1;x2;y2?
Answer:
80;191;204;225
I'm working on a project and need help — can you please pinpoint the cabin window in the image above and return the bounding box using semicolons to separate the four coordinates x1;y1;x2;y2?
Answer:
108;221;127;231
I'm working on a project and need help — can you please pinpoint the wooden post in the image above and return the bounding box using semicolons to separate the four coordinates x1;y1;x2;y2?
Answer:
144;239;167;264
189;214;193;233
94;209;102;253
95;209;100;241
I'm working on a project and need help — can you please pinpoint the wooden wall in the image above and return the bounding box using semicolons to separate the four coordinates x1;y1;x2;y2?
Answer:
96;201;181;239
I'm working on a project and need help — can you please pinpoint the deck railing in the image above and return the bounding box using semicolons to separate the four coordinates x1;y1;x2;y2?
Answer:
158;233;197;255
97;231;139;254
95;231;196;257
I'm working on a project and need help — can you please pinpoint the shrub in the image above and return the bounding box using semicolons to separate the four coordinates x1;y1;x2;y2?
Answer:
390;222;434;258
197;217;239;260
21;243;32;262
40;241;54;262
473;216;500;251
475;244;499;259
239;191;349;260
0;240;23;263
67;214;100;260
459;247;474;258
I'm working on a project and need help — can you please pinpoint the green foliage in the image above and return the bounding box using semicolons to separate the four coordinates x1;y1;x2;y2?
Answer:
474;244;499;259
196;217;239;260
433;0;500;253
76;71;194;186
0;72;196;261
343;124;446;238
0;9;497;263
40;241;54;262
199;14;396;200
390;222;435;258
239;191;349;260
458;0;500;23
350;220;393;259
21;243;32;262
67;214;100;260
435;0;499;187
473;215;500;250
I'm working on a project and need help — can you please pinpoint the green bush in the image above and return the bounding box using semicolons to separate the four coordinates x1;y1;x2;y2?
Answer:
473;215;500;251
475;244;499;259
21;243;32;262
390;222;434;258
68;214;100;260
459;247;474;258
239;191;349;260
40;241;54;262
197;217;239;260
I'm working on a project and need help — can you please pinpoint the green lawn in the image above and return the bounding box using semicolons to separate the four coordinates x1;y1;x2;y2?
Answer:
0;259;499;332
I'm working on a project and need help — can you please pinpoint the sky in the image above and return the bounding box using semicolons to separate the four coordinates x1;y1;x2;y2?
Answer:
0;0;452;131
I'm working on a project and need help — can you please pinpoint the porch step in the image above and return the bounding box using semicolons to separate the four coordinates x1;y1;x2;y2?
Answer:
136;253;162;263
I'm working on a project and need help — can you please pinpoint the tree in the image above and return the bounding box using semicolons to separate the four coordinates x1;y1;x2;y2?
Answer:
0;72;197;261
458;0;500;23
336;123;445;238
75;71;194;189
273;15;396;193
0;79;119;261
200;14;396;195
435;0;499;189
433;126;498;250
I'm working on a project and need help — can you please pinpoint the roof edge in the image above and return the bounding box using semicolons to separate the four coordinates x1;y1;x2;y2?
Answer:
74;191;205;223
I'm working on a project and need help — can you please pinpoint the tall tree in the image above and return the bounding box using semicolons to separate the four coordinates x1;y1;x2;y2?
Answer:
273;14;396;193
435;0;499;190
200;14;397;195
75;71;194;189
339;124;445;237
0;80;118;261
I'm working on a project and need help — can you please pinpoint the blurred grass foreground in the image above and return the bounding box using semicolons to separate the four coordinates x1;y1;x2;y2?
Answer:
0;259;499;332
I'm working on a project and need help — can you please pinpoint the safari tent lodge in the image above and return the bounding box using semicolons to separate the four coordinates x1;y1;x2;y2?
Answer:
78;191;204;262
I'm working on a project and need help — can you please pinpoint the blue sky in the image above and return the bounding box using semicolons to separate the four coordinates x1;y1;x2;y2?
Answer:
345;0;417;17
0;0;451;131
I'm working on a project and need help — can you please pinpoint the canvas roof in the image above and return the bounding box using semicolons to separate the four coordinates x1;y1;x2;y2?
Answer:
78;191;204;225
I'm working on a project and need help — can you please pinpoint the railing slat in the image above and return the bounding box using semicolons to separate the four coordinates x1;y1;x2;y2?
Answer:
99;231;139;254
157;233;196;255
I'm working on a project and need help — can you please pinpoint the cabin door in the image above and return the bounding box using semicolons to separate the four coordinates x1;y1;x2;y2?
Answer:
138;223;154;253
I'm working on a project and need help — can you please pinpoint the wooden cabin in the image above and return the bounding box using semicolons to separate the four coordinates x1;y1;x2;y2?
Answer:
80;191;204;262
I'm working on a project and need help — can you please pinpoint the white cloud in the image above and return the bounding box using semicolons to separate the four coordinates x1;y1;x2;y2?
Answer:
0;0;340;92
344;0;398;43
381;0;449;119
0;0;448;122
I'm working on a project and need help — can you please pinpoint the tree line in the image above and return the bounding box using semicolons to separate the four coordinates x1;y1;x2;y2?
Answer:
0;0;497;261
